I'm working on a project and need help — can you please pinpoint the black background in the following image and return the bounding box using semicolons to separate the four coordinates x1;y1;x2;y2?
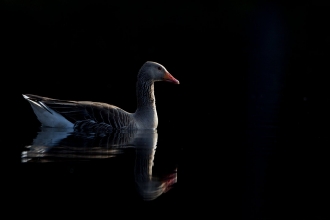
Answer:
1;1;330;219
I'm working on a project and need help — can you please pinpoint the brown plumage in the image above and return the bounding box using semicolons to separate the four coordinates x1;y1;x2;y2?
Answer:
23;61;179;132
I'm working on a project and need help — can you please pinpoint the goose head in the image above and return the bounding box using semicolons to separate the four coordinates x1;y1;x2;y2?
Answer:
138;61;180;84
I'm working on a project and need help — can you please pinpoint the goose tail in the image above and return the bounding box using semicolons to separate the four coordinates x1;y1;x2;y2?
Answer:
23;94;74;128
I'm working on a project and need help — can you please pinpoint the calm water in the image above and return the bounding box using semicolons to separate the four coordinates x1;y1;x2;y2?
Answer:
5;106;328;219
15;127;181;207
21;128;178;200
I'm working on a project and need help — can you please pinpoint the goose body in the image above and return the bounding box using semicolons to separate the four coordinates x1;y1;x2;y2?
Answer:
23;61;179;132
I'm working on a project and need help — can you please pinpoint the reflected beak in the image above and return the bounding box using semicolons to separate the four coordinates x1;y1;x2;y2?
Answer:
164;71;180;84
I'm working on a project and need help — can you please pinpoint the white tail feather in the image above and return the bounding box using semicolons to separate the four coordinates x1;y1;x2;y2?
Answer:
24;95;73;128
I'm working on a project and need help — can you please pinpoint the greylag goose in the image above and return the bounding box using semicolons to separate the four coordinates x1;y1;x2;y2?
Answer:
23;61;179;132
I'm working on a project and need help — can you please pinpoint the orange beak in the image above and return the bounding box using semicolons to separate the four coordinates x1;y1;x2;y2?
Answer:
164;71;180;84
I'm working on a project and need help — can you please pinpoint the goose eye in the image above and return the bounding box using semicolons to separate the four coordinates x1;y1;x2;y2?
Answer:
157;66;162;70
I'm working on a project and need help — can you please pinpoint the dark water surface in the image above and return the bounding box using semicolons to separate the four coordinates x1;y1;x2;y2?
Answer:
21;128;178;201
5;104;328;219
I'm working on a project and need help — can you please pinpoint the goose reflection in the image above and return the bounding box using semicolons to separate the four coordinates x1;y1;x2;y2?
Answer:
22;128;177;201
